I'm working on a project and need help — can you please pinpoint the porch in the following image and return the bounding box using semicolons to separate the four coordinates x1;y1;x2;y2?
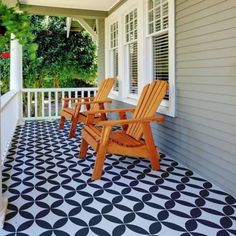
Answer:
1;0;236;234
0;120;235;235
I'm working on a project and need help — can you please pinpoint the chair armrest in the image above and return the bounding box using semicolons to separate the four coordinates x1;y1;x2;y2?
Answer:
75;99;112;106
98;115;165;127
85;107;136;115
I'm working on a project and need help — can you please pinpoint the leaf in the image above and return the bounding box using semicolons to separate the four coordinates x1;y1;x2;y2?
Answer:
29;53;36;61
29;43;38;52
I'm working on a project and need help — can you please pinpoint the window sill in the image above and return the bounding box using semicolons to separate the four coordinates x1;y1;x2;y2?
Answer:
109;94;175;117
123;97;137;106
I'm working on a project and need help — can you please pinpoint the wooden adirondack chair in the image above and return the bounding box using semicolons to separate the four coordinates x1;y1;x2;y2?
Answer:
59;78;115;138
79;80;168;180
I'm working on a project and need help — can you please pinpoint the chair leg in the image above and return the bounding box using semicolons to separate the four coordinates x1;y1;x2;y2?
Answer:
149;149;160;170
141;123;160;171
91;126;111;180
69;118;78;138
59;116;65;129
79;139;89;159
92;147;107;180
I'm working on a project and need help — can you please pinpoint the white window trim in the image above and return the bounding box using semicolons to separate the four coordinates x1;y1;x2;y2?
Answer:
125;41;139;98
145;0;176;117
110;21;119;94
168;0;176;117
124;7;139;98
105;0;175;117
106;0;139;101
108;49;119;96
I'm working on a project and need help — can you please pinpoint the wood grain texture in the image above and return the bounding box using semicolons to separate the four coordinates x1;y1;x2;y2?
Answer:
59;78;115;138
79;80;167;180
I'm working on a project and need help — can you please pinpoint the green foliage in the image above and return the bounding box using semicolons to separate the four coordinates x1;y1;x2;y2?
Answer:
0;45;10;94
1;15;97;95
23;16;97;88
0;1;38;59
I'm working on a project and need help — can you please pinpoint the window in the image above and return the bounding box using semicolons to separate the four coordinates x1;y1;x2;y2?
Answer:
105;0;175;116
147;0;175;115
148;0;169;34
153;33;169;100
110;22;119;92
125;9;138;95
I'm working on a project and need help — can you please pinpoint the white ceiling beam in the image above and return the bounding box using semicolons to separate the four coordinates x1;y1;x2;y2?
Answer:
19;0;121;11
74;17;98;42
66;17;72;38
20;5;107;18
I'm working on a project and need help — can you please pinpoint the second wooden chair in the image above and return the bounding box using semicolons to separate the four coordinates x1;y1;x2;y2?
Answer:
59;78;115;138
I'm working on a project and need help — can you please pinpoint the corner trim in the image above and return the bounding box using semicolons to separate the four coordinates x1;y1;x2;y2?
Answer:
108;0;128;15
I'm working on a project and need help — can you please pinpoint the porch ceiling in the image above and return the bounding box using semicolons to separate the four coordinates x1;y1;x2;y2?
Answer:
20;0;121;11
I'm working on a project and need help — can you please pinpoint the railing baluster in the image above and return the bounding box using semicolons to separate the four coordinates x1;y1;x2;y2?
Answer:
55;91;58;117
42;92;45;118
27;92;30;118
22;87;98;120
62;91;65;108
21;91;23;119
75;91;78;102
48;91;52;118
34;92;38;118
68;91;72;107
81;90;84;111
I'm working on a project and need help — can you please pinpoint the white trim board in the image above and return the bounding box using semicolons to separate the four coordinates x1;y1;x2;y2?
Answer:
105;0;176;117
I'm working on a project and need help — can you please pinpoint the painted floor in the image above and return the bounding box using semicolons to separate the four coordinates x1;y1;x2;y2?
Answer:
1;121;236;236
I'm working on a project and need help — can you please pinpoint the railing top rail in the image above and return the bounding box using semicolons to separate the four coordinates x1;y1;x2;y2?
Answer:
0;90;18;111
22;87;98;92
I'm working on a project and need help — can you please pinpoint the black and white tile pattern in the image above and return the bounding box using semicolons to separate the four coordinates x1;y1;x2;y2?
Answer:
1;121;236;236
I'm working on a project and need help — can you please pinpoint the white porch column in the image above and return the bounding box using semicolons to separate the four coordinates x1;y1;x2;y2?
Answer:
10;37;23;123
10;38;23;92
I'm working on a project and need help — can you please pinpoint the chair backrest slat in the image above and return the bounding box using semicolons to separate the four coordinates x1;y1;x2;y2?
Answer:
91;78;115;110
126;80;167;140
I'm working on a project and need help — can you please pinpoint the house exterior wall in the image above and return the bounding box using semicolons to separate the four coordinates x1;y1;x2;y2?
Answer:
106;0;236;197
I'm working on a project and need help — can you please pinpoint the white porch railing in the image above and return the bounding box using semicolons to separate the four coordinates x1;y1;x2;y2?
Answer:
0;90;21;162
0;87;99;157
22;87;98;120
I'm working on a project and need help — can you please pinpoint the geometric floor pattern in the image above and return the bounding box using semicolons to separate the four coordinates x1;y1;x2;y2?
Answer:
1;120;236;236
